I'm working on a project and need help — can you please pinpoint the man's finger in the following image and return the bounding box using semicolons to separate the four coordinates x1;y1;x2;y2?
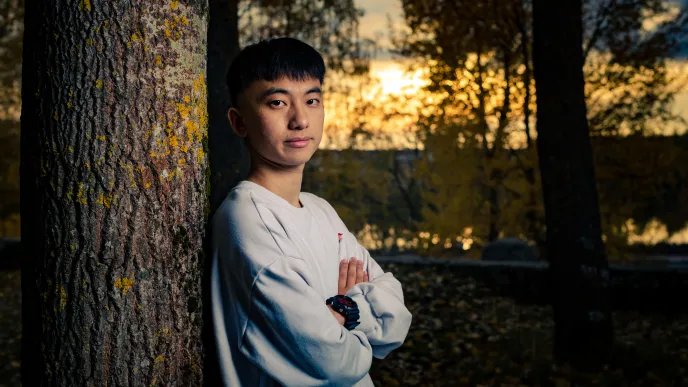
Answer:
363;271;369;283
346;257;357;291
338;259;348;295
356;259;364;284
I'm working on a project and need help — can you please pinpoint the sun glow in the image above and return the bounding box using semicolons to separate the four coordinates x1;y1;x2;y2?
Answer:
369;60;427;97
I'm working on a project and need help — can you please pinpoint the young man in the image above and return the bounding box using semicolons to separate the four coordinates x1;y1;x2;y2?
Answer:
211;37;412;387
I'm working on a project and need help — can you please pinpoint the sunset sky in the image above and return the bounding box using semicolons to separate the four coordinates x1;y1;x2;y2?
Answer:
356;0;411;91
354;0;688;129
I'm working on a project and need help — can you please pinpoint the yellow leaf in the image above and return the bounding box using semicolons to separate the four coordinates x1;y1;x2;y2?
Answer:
382;374;400;386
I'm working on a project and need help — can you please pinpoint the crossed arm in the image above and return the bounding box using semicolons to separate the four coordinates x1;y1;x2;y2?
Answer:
334;238;413;360
236;257;374;387
235;251;411;385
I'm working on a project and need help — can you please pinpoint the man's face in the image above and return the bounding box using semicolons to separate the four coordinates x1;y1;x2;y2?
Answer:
229;76;324;169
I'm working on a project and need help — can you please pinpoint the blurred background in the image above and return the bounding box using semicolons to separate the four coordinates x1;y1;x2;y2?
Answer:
1;0;688;386
2;0;687;260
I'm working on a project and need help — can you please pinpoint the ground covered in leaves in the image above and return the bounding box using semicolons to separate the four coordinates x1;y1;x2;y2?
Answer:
370;264;688;386
0;271;21;387
1;265;687;386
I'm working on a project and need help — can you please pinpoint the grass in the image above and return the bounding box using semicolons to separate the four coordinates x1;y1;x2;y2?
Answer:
1;264;687;386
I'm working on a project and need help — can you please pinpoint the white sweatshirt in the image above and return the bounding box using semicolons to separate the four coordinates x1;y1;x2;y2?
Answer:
211;180;412;387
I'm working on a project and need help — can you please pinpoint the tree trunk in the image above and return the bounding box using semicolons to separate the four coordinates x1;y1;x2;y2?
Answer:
516;0;545;253
203;0;242;384
20;1;209;385
207;0;245;217
531;0;613;371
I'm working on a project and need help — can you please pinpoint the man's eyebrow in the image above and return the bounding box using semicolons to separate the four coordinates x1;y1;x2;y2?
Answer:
261;87;289;98
305;87;322;95
261;86;322;99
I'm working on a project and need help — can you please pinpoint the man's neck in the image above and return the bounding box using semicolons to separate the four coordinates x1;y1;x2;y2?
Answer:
247;167;304;208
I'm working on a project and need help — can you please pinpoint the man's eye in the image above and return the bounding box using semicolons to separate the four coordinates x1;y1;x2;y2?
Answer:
307;99;320;105
269;100;285;107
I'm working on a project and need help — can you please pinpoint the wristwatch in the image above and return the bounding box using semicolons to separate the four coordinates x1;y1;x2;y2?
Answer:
326;295;360;330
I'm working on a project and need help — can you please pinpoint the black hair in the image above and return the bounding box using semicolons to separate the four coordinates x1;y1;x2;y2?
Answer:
226;37;326;107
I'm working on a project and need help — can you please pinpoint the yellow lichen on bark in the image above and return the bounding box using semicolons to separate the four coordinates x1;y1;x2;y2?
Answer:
95;193;113;208
149;76;206;167
159;167;184;182
75;182;87;205
192;74;208;131
175;102;191;119
114;277;134;294
163;17;185;41
185;120;200;142
78;0;91;11
57;285;67;311
136;0;207;191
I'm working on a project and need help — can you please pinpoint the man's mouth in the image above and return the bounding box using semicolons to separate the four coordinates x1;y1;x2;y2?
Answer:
285;137;311;148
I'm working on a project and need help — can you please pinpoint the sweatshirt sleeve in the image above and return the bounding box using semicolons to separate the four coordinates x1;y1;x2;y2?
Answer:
345;236;413;359
239;257;374;387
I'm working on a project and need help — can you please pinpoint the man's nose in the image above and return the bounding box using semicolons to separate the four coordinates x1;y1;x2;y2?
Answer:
288;103;309;130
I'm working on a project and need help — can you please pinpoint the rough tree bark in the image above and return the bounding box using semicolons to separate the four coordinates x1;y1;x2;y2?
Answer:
20;0;209;385
532;0;613;371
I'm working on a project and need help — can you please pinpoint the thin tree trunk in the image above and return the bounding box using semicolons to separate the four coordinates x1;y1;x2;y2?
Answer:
207;0;245;217
204;0;242;384
475;45;499;242
532;0;613;371
21;1;209;385
486;48;512;243
517;0;544;253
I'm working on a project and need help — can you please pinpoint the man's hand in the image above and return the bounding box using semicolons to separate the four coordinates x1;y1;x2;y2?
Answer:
328;304;346;325
330;258;368;326
338;258;368;296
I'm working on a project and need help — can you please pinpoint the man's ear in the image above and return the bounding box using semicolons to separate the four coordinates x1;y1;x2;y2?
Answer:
227;107;247;138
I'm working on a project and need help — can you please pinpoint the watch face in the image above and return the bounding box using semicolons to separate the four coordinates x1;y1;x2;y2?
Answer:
339;297;354;307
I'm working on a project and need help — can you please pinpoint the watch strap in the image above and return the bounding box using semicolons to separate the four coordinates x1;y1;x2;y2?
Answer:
326;295;360;330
